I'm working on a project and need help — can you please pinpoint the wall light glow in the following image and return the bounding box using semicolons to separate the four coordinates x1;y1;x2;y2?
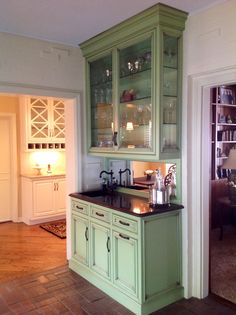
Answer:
32;151;59;166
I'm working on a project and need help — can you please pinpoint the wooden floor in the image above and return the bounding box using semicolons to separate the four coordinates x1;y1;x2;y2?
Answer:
0;265;236;315
0;221;66;282
0;222;235;314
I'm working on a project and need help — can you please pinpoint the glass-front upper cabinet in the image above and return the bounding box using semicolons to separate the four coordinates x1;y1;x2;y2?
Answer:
89;54;113;148
118;38;153;151
161;34;179;154
81;3;187;160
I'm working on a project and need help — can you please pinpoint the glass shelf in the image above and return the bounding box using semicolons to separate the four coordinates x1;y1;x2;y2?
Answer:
119;69;151;102
120;96;151;104
120;67;151;79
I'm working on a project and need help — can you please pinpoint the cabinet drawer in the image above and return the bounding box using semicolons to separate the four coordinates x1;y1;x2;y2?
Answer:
113;214;138;234
91;206;111;223
71;199;89;215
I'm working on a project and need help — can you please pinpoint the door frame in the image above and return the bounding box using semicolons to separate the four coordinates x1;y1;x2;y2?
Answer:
0;83;82;260
0;113;17;222
185;66;236;298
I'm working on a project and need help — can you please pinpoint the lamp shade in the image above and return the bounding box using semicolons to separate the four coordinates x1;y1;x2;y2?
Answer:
126;122;134;131
222;149;236;169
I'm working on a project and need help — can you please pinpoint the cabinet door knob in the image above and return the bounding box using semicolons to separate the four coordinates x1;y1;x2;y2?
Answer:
76;205;84;210
119;220;130;226
85;226;89;241
95;212;104;217
119;233;130;240
106;236;110;253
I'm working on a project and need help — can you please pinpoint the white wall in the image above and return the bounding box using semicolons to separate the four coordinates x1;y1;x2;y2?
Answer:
0;32;84;91
185;0;236;75
0;32;84;262
182;0;236;299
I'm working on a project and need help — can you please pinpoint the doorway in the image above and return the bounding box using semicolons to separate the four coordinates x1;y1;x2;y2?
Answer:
0;114;17;222
186;66;236;301
0;86;80;285
209;84;236;304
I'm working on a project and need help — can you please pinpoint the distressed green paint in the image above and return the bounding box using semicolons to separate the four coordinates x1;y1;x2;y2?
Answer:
80;4;187;57
71;212;89;266
70;197;183;314
112;231;138;298
90;221;111;279
144;213;182;299
81;3;187;162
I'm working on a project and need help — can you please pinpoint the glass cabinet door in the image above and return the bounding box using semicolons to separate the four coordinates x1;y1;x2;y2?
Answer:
89;54;113;148
161;34;179;153
118;38;153;150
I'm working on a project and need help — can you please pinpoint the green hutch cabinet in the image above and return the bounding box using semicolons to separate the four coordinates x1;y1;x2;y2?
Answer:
80;4;187;160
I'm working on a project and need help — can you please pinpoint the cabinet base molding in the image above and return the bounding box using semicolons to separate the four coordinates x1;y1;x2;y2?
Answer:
69;259;183;315
22;213;66;225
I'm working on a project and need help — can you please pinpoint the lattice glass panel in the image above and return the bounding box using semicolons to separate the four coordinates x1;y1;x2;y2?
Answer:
52;100;65;138
30;98;50;139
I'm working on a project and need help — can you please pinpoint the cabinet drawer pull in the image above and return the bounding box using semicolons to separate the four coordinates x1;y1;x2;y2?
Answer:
85;227;88;241
76;205;84;210
119;220;130;226
119;233;130;240
106;236;110;253
95;212;104;217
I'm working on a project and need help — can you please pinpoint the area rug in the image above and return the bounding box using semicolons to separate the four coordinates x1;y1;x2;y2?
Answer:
40;219;66;239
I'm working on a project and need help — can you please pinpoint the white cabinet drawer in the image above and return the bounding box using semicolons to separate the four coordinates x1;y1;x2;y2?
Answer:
113;214;138;234
91;206;111;223
71;199;89;215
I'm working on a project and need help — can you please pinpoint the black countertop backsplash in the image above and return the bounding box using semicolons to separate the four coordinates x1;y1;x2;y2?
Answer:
70;191;183;217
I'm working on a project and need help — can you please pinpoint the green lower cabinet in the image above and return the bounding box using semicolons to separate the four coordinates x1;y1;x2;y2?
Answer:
69;198;183;315
90;221;111;280
144;214;181;300
112;231;138;299
71;212;89;266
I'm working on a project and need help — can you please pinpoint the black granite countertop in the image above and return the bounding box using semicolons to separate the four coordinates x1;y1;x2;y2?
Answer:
69;191;183;217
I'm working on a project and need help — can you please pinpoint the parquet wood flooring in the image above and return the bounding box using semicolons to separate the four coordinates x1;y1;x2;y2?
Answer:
0;222;235;314
0;222;66;283
0;265;235;315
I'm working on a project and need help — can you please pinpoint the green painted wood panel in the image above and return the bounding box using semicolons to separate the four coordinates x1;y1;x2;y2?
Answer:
112;230;138;298
144;212;181;300
80;3;187;162
71;213;89;266
70;192;183;313
90;221;111;279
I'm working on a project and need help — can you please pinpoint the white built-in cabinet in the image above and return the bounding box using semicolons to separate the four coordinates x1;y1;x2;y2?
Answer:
20;96;65;150
21;174;66;225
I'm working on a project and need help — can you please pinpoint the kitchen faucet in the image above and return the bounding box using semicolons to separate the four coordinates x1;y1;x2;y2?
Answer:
119;168;131;186
99;170;114;182
99;170;116;191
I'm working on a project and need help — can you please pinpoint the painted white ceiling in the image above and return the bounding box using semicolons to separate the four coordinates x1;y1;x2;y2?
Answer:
0;0;226;47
